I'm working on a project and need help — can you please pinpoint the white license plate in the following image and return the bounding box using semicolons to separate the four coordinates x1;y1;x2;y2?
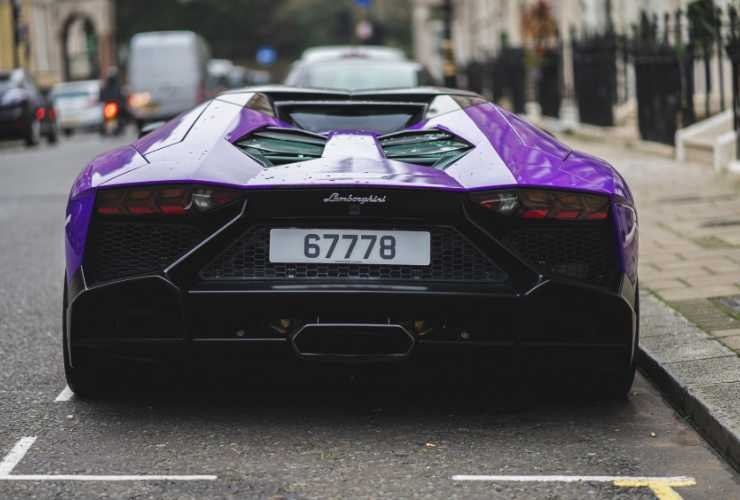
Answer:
269;229;431;266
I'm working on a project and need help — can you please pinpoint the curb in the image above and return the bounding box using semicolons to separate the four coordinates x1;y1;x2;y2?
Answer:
638;292;740;472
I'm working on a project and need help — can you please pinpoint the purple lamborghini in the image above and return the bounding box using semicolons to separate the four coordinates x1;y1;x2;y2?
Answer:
63;86;639;398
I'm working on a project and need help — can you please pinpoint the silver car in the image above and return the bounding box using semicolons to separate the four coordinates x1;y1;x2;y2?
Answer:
51;80;102;135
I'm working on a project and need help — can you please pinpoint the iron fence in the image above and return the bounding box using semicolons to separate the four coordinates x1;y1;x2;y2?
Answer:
727;6;740;159
572;32;620;127
630;12;695;145
536;47;562;118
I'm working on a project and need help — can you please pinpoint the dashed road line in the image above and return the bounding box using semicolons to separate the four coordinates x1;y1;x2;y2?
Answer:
54;386;73;402
452;475;696;500
0;437;37;476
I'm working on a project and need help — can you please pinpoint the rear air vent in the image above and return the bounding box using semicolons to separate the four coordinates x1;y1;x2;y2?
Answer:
235;127;327;167
378;129;473;169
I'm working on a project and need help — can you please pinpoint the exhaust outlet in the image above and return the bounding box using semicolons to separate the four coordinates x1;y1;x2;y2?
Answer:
291;323;415;360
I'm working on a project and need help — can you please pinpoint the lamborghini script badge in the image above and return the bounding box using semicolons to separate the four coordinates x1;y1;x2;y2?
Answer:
323;193;387;205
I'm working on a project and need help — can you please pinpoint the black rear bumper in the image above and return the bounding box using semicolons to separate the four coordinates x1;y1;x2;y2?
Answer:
66;272;637;372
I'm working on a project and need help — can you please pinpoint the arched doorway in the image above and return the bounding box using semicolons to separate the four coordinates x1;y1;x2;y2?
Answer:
62;14;100;81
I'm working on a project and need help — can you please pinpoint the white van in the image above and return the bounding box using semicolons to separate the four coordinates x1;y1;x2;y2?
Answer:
127;31;210;129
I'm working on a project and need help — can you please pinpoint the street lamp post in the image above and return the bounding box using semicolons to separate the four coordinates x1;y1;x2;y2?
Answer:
442;0;457;88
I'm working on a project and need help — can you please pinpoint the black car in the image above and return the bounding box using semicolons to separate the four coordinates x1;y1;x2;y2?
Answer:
0;69;58;146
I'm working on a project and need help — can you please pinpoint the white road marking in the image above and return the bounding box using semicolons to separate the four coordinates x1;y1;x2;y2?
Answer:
452;475;694;483
1;436;216;482
0;475;218;481
0;437;37;476
54;386;74;402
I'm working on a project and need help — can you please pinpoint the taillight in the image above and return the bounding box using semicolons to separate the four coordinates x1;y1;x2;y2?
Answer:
471;189;610;221
103;101;119;120
35;107;46;121
96;185;240;216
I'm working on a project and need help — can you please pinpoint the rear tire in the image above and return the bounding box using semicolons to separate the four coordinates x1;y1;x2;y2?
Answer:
593;284;640;400
24;116;40;147
46;122;59;144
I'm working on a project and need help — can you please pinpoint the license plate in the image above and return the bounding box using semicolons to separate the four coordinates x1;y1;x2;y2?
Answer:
269;229;431;266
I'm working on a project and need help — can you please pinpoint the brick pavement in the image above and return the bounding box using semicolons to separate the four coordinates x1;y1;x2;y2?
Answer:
564;136;740;354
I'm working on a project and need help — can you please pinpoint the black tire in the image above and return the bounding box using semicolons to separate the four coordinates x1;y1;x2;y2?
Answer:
593;284;640;400
24;113;40;147
63;129;74;137
63;277;105;399
46;122;59;144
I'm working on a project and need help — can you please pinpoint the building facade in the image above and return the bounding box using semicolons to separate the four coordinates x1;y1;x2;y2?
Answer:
0;0;114;87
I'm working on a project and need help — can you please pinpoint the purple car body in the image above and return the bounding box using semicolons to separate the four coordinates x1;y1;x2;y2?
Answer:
63;86;639;397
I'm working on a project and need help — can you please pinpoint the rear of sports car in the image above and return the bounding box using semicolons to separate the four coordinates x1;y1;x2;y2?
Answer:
63;88;639;398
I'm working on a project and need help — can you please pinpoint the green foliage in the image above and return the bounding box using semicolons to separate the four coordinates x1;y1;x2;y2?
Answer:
116;0;412;72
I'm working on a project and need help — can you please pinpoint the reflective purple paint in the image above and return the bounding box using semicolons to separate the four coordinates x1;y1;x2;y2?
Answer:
65;92;637;281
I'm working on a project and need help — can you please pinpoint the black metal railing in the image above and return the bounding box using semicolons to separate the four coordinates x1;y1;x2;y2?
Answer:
727;5;740;159
536;46;562;118
630;12;695;145
572;32;620;126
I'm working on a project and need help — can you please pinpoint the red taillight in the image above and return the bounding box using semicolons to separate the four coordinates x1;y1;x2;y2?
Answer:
35;107;46;121
522;209;548;219
471;189;610;221
103;101;119;120
96;185;240;216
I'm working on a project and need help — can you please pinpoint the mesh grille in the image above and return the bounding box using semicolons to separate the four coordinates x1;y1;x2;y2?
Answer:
234;127;327;167
85;222;203;283
378;130;473;169
200;226;507;283
501;224;616;285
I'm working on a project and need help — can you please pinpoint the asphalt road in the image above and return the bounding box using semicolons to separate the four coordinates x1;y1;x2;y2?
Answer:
0;134;739;499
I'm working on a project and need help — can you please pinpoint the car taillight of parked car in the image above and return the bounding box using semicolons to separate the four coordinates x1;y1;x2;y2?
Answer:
96;185;241;216
471;189;611;221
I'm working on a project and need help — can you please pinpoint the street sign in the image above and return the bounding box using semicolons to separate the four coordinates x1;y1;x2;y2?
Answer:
256;46;277;66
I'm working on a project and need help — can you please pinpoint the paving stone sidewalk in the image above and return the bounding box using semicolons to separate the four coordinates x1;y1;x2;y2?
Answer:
565;136;740;355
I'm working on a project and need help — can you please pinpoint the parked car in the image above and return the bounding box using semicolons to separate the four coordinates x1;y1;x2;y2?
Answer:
0;69;57;146
284;57;437;91
206;58;235;98
127;31;210;132
63;86;639;399
51;80;103;136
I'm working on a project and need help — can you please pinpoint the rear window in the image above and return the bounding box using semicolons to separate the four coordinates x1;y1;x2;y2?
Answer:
52;84;97;100
275;102;426;134
299;62;419;91
129;41;198;83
